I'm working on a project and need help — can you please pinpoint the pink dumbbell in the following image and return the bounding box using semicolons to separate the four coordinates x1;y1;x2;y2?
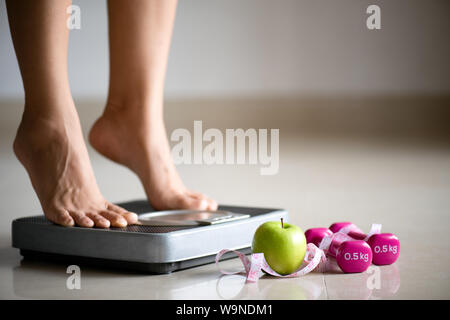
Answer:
329;222;400;265
305;228;372;273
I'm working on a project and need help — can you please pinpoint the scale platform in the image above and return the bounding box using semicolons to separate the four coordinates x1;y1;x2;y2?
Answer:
12;200;287;274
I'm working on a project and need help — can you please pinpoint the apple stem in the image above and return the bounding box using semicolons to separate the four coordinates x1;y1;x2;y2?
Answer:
281;218;284;228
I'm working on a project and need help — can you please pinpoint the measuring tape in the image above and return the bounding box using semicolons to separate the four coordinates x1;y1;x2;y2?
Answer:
215;243;327;282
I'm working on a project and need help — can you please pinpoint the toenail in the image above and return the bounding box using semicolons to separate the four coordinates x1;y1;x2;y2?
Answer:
199;199;208;209
100;219;110;227
128;212;138;221
115;218;127;227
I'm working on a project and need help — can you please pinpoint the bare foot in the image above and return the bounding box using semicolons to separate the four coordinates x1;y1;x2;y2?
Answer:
14;103;138;228
89;102;218;211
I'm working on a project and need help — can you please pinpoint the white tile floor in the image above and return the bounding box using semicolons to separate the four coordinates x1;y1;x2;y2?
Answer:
0;99;449;299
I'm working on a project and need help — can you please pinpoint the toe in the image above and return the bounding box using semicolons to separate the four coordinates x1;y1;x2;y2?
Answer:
186;191;218;211
86;212;110;228
206;198;218;211
69;211;94;228
178;193;208;210
47;209;74;227
99;210;128;227
107;203;138;224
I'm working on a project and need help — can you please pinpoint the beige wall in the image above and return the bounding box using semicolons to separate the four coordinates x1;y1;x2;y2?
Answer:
0;0;449;99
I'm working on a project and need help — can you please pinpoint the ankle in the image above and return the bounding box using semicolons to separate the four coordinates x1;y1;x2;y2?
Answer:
16;110;65;142
23;96;78;124
14;99;79;157
14;116;65;168
102;98;164;126
105;90;163;115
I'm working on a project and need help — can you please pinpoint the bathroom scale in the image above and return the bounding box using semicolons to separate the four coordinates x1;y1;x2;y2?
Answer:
12;200;287;274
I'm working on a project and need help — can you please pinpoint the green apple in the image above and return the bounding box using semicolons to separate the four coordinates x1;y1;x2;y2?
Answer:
251;219;307;275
